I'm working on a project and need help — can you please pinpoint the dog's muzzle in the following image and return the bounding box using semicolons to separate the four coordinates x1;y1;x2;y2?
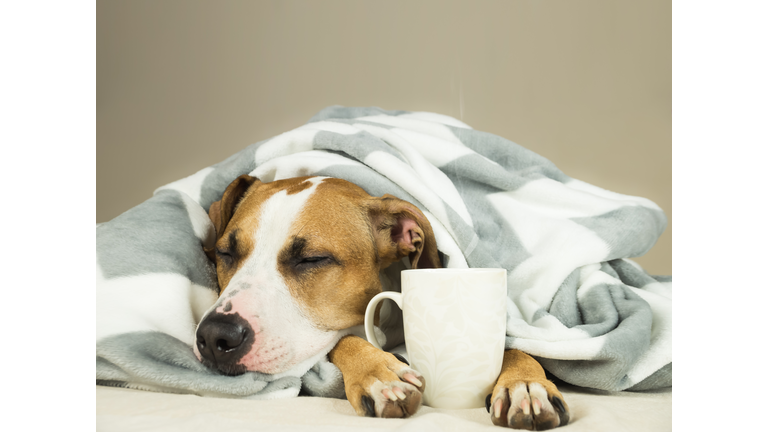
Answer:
195;312;254;376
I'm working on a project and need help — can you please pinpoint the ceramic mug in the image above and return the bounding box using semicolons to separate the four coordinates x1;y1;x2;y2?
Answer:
364;268;507;409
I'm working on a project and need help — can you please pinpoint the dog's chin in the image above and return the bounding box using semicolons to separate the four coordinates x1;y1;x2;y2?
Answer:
198;354;298;376
199;358;249;376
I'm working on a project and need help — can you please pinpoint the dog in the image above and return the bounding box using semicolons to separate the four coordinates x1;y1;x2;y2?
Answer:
193;174;570;430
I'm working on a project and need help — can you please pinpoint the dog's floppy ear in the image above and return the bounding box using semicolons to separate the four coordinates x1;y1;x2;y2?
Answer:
205;175;260;259
367;194;440;270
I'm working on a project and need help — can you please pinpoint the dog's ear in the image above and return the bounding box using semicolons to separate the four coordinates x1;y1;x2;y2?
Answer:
205;175;260;259
367;194;441;270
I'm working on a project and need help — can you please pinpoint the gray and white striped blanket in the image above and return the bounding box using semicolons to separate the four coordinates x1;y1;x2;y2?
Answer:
96;106;671;399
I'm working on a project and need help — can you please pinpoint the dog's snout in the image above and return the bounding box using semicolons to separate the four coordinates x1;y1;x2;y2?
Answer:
196;313;253;375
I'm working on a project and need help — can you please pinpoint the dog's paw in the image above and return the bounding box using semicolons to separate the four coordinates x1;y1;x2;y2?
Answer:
487;380;569;430
347;354;426;418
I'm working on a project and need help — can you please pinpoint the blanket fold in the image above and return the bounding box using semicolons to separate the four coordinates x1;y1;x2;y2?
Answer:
96;106;671;398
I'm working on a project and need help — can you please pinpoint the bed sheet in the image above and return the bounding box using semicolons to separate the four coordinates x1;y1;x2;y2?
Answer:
96;383;671;431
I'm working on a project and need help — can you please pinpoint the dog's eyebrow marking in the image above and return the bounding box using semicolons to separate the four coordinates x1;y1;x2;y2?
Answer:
227;230;238;250
279;236;339;276
226;229;241;261
287;236;308;260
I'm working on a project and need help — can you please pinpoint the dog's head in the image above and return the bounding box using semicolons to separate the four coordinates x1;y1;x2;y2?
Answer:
194;175;439;376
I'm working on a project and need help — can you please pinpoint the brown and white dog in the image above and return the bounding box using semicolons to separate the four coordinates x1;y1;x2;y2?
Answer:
194;175;570;430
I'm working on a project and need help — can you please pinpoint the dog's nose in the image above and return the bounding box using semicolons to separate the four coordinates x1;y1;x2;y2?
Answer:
196;314;250;372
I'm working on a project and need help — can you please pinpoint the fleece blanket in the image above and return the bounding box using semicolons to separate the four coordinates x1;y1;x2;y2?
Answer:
96;106;671;400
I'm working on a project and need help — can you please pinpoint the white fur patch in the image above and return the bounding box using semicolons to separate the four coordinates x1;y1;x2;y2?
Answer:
198;177;342;374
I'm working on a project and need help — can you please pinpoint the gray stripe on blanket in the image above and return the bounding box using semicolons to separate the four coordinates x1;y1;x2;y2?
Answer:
537;283;661;390
97;331;301;397
442;160;532;268
607;259;672;288
540;269;581;328
447;126;570;184
571;208;668;262
97;190;218;290
313;130;407;163
538;277;640;338
441;154;542;191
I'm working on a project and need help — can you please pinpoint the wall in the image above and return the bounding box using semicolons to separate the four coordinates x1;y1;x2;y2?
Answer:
97;0;671;274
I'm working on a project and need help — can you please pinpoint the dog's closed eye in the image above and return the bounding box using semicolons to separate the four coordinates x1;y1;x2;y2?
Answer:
282;236;337;270
216;248;234;265
296;255;335;269
216;231;241;266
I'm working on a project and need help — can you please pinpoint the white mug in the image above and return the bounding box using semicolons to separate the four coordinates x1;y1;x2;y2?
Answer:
364;268;507;409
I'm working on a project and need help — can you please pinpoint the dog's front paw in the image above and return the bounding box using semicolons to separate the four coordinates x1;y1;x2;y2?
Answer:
347;353;426;418
488;380;569;430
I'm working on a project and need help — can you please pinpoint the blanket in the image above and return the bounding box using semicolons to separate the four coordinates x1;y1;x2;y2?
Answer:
96;106;672;400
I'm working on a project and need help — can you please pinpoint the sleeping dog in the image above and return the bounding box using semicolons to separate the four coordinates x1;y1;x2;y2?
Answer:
193;174;570;430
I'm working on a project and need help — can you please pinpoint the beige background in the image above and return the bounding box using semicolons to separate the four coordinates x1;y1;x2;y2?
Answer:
97;0;670;275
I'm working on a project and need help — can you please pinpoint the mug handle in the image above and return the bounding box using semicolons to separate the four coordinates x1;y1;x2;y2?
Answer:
364;291;403;350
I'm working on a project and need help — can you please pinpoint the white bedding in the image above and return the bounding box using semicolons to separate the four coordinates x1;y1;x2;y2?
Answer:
96;383;671;431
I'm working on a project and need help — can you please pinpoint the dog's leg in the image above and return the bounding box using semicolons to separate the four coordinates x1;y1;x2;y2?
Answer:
328;335;426;418
488;349;570;430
